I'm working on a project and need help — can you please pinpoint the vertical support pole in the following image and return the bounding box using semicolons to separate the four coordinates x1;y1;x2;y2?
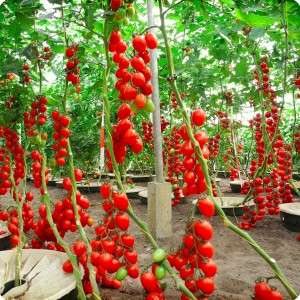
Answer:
146;0;172;238
147;0;164;183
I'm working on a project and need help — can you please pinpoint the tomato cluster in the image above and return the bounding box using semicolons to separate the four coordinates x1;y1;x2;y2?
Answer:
22;63;31;83
107;103;143;169
3;199;35;247
3;95;16;109
111;0;136;20
168;217;216;299
216;110;230;130
34;45;53;61
6;209;21;246
164;126;184;206
30;149;49;189
65;44;82;101
207;134;220;160
242;26;253;36
294;125;300;153
230;168;238;181
223;91;233;105
140;270;165;299
66;184;139;291
142;120;153;144
254;280;283;300
51;111;71;166
180;109;209;197
142;116;169;147
170;91;184;109
109;29;156;112
34;188;91;251
239;59;293;230
23;95;48;137
0;127;25;195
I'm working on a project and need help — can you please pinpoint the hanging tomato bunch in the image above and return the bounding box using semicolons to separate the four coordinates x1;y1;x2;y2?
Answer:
72;183;140;291
105;29;158;169
168;214;217;299
239;58;293;230
23;95;48;138
51;111;71;167
180;109;209;197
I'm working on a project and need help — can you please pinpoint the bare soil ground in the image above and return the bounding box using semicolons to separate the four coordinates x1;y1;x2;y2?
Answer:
1;177;299;300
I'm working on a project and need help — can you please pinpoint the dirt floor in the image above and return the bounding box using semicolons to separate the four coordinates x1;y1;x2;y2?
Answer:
1;177;300;300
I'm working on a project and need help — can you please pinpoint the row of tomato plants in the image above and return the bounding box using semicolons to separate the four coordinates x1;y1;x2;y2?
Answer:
0;1;299;300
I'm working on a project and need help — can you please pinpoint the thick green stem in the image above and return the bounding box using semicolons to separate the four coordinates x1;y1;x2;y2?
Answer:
158;0;298;298
9;158;24;287
66;145;101;300
39;149;86;300
35;55;86;299
101;12;197;300
60;5;101;297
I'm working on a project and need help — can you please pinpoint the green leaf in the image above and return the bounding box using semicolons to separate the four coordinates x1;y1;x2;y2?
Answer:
93;21;104;34
248;27;265;40
20;0;36;5
219;0;234;7
235;9;280;27
91;80;103;90
48;0;63;4
235;57;248;77
15;12;34;31
194;2;209;20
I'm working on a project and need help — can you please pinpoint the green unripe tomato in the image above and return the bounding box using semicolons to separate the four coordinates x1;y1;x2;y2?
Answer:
31;135;41;145
69;86;76;94
155;265;166;280
126;6;135;18
77;94;82;102
116;267;128;281
40;139;46;147
71;93;79;101
130;102;140;114
116;8;126;20
144;99;155;113
152;248;167;263
169;148;175;155
123;17;130;25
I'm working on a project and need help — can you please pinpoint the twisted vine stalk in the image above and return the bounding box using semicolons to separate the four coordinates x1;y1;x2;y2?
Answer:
57;4;102;297
100;12;198;300
158;0;298;298
35;58;87;300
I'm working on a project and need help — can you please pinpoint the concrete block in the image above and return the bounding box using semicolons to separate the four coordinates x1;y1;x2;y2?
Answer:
147;182;172;239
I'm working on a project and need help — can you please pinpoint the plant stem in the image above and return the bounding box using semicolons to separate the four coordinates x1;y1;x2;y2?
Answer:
60;4;101;297
158;0;298;298
101;11;197;300
36;55;87;299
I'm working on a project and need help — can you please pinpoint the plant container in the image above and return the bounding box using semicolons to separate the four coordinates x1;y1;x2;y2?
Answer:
127;174;155;183
230;180;244;193
125;186;147;199
56;180;101;193
139;190;148;204
0;249;81;300
291;181;300;195
279;202;300;232
292;172;300;181
0;226;11;251
215;171;230;178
